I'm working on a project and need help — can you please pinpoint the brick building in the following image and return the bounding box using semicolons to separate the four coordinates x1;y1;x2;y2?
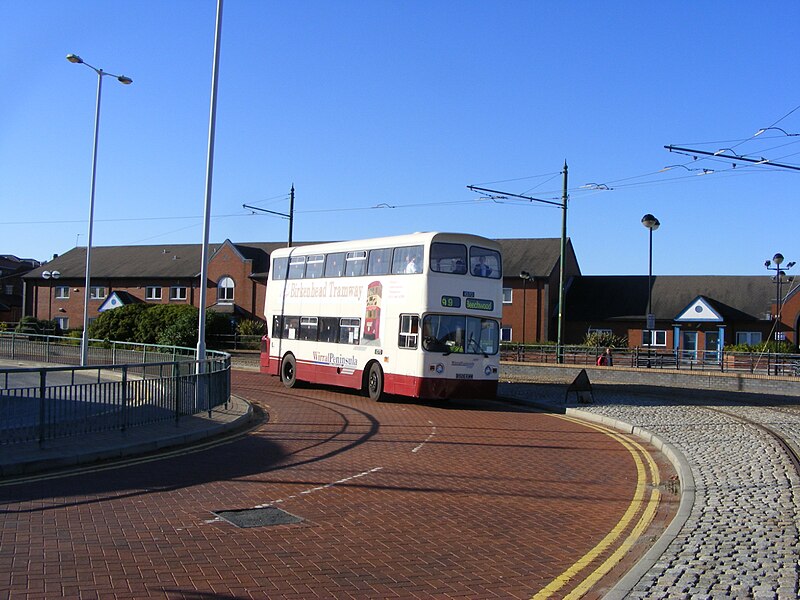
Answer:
0;255;41;323
19;237;795;354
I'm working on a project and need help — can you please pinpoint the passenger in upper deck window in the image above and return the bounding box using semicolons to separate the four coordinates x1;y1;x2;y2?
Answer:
405;256;418;274
473;255;492;277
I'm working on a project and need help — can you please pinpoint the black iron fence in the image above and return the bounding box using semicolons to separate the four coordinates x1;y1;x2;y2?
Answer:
0;332;231;445
501;344;800;377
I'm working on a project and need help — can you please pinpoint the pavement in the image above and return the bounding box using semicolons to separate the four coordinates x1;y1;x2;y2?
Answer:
0;394;253;478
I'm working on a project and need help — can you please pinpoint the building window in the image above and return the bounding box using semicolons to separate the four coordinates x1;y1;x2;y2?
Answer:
90;286;106;300
502;288;513;304
500;327;512;342
146;286;162;301
55;317;69;330
217;276;235;303
588;328;612;335
4;284;13;295
55;286;69;299
643;330;667;347
170;286;188;301
735;331;762;346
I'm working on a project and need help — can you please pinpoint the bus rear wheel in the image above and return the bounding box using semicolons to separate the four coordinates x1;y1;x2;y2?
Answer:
281;354;298;388
366;362;384;402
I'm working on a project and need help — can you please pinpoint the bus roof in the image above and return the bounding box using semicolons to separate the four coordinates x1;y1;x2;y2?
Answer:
269;232;501;258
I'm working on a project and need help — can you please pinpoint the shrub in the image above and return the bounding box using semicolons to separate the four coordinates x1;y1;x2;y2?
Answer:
724;340;796;354
89;303;149;342
582;330;627;348
15;316;57;335
237;319;265;336
88;304;229;348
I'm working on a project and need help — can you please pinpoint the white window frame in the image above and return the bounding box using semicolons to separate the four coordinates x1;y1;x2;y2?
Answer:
502;288;513;304
735;331;762;346
90;286;106;300
217;276;235;303
54;316;69;330
55;286;69;299
500;326;513;342
398;314;419;349
146;286;162;301
643;329;667;347
170;286;188;301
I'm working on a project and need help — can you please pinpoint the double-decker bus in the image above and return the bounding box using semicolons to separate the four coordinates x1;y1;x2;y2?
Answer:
260;232;502;401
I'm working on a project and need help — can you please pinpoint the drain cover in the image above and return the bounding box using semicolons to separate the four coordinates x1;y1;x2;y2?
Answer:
213;507;303;528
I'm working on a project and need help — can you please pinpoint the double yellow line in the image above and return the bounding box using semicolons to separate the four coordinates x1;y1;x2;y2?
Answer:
532;415;661;600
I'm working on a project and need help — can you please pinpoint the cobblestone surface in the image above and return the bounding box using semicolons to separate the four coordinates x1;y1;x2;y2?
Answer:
500;383;800;599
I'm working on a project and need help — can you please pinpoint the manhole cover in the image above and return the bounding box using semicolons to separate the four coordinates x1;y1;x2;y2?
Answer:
213;506;303;528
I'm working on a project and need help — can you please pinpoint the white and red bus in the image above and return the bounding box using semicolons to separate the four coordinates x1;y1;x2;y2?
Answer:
260;232;502;401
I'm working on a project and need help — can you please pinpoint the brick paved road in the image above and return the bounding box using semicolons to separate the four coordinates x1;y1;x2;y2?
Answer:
0;372;676;599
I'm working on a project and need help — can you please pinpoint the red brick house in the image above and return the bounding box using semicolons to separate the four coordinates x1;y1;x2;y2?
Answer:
22;241;284;332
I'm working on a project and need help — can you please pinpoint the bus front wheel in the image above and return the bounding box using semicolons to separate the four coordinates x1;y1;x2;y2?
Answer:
366;363;384;402
281;354;298;388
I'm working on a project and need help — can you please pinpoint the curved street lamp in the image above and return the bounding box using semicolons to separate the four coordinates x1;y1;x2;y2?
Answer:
642;214;660;360
67;53;132;365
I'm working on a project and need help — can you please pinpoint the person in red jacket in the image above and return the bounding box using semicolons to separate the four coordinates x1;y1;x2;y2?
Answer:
596;347;613;366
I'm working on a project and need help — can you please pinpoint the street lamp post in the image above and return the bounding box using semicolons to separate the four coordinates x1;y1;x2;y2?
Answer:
765;253;795;342
66;53;132;366
641;214;660;364
520;271;532;352
41;270;61;323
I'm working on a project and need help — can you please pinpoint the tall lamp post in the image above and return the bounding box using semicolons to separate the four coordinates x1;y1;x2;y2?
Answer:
67;53;132;366
519;271;532;349
41;270;61;323
765;253;795;342
642;214;660;361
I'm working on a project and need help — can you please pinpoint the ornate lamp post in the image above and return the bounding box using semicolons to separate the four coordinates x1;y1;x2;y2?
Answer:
765;253;795;341
642;214;660;361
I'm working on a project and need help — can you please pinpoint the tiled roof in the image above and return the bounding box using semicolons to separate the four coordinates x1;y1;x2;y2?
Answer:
23;237;571;280
565;275;777;321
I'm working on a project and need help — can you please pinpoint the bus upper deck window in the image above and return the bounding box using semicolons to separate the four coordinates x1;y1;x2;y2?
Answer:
325;252;345;278
368;248;392;275
430;242;467;274
345;251;367;277
288;256;306;279
470;247;502;279
272;257;289;280
392;245;424;274
306;255;324;279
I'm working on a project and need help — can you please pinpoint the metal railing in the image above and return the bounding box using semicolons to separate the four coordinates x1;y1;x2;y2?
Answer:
501;344;800;377
0;332;231;445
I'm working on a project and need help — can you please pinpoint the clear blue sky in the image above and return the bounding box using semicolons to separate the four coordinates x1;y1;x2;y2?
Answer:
2;1;799;275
